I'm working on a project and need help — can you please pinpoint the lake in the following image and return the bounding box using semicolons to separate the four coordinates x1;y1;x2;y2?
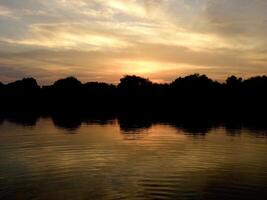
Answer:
1;116;267;200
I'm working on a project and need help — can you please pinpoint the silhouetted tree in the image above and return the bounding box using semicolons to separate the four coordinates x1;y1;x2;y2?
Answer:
2;74;267;135
6;78;39;92
170;74;221;113
83;82;117;111
242;76;267;111
41;77;83;111
118;75;152;90
118;75;154;110
0;82;4;103
1;74;267;117
226;75;242;87
223;76;243;112
3;78;40;111
53;76;82;90
0;82;4;89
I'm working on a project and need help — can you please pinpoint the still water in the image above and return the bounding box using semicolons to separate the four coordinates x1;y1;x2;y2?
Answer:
1;117;267;200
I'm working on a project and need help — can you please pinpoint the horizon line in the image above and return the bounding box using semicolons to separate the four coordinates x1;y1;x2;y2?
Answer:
2;73;267;86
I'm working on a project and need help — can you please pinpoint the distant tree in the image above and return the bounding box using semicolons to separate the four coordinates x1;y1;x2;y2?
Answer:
172;74;214;86
243;76;267;88
0;82;4;91
53;77;82;90
242;76;267;99
83;82;117;107
171;74;220;92
84;82;115;91
2;74;267;115
3;78;40;110
117;75;154;109
6;78;40;93
0;82;4;101
118;75;152;90
226;76;242;87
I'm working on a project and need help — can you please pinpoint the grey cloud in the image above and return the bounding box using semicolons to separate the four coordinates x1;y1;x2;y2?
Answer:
0;65;27;78
141;0;166;11
203;0;267;37
0;0;43;10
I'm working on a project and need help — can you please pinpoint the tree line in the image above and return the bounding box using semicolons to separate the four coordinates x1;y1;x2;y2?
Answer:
0;74;267;117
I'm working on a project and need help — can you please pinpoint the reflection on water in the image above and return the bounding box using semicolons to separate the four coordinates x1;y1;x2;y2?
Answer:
1;115;267;199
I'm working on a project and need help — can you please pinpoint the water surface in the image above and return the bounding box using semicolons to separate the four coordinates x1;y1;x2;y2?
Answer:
1;117;267;200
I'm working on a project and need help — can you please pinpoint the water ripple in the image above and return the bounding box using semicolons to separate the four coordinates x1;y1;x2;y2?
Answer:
0;119;267;199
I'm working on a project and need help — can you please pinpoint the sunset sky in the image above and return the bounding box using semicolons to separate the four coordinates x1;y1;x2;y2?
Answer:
0;0;267;84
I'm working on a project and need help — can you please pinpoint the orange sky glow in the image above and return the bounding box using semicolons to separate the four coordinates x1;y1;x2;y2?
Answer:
0;0;267;84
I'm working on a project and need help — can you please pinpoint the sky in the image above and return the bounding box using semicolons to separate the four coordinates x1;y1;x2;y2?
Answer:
0;0;267;84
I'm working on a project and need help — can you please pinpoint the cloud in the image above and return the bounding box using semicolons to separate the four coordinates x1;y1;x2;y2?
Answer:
0;0;267;83
0;19;237;53
202;0;267;40
0;5;15;18
1;39;267;85
0;22;131;50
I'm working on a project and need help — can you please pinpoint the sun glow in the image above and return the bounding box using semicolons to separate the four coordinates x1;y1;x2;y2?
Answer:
118;60;172;74
117;60;210;76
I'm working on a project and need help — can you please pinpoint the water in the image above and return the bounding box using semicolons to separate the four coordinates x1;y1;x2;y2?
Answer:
1;117;267;200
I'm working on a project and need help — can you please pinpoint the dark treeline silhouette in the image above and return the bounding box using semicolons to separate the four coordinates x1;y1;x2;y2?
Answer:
1;74;267;117
1;74;267;133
